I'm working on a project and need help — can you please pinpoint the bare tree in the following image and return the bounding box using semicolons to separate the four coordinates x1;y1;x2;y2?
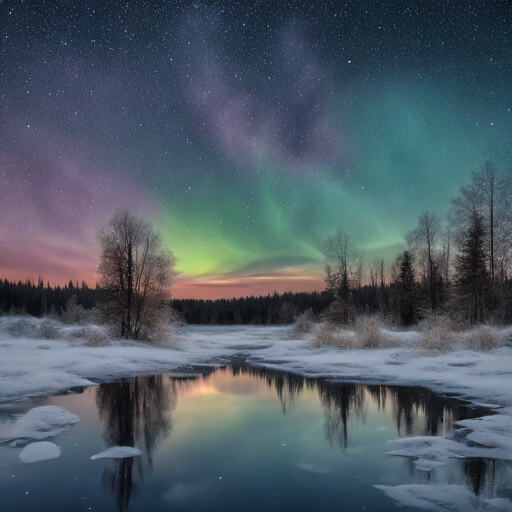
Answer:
450;160;512;287
405;211;441;311
324;228;361;324
97;208;176;340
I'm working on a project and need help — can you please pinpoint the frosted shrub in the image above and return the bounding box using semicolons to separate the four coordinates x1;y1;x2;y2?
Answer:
38;320;61;340
416;314;456;352
464;326;506;351
354;314;396;348
308;322;355;349
69;325;109;346
6;318;39;338
62;296;88;324
293;309;315;335
138;306;184;344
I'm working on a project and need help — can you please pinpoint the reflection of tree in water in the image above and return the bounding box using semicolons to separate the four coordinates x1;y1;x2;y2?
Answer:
319;382;367;449
230;365;487;453
95;374;183;512
463;458;498;497
231;364;315;414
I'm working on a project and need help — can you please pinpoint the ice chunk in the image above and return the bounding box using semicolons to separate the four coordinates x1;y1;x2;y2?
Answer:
0;405;80;442
375;484;479;512
485;498;512;512
414;458;447;472
90;446;141;459
19;441;61;463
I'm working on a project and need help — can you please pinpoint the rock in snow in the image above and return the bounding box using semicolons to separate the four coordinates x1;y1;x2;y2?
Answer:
19;441;61;463
90;446;142;460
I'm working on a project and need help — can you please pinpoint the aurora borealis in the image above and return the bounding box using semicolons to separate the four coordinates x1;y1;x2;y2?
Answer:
1;1;511;299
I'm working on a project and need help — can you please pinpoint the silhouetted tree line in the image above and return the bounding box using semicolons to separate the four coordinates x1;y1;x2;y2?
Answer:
171;291;332;325
0;277;96;316
323;160;512;326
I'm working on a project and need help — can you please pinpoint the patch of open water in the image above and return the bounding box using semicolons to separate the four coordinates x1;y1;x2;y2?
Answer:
0;365;509;512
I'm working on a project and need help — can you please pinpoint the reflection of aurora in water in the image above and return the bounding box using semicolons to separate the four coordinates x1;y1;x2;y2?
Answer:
92;366;494;511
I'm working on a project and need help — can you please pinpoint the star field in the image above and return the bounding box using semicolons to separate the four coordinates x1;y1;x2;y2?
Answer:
1;1;511;298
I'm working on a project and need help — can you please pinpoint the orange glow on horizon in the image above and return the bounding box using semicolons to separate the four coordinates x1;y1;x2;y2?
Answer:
1;263;325;300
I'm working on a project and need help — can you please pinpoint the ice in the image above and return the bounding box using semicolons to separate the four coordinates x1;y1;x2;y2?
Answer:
0;405;80;443
375;484;479;512
90;446;142;459
19;441;61;463
485;498;512;512
385;433;512;467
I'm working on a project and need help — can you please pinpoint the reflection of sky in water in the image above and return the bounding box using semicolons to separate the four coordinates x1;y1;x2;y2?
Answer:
0;367;508;512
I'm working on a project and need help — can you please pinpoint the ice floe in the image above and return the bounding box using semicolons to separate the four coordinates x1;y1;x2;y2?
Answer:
19;441;61;463
0;405;80;443
375;484;512;512
90;446;142;459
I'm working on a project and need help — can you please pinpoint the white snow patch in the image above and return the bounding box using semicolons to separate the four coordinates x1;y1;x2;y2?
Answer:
0;405;80;443
19;441;61;463
90;446;142;459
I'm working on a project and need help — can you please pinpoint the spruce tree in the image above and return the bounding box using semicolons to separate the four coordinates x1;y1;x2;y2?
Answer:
453;213;496;323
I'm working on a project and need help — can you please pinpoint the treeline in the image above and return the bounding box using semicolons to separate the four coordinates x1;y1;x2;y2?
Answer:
171;291;332;325
0;278;96;317
324;159;512;327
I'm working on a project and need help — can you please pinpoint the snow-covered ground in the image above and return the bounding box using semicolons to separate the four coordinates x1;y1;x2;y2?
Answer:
2;315;512;510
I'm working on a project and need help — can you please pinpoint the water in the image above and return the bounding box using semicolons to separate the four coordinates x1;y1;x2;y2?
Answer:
0;365;507;512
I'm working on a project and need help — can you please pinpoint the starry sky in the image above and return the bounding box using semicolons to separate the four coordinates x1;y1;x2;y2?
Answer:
1;1;511;299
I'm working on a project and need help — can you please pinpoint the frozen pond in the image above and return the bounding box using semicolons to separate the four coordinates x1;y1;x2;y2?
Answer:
1;365;510;512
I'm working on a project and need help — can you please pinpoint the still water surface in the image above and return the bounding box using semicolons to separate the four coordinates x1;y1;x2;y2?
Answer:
0;365;505;511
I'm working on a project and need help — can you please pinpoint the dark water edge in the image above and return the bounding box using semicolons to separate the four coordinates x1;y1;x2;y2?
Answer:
0;364;508;512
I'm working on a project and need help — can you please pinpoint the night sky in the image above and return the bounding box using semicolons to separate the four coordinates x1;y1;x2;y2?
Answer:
1;1;511;299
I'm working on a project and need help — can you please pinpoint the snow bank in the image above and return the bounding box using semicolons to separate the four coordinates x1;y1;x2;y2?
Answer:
19;441;61;463
91;446;141;459
0;405;80;443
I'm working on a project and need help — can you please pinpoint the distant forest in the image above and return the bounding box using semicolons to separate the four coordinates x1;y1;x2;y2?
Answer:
0;277;403;325
1;274;511;326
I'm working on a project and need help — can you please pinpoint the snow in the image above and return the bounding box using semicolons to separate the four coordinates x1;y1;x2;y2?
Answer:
0;405;80;443
2;317;512;482
19;441;61;463
90;446;142;459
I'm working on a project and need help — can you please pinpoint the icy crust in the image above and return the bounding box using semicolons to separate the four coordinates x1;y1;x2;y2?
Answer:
19;441;61;463
382;411;512;473
375;484;512;512
91;446;142;459
0;405;80;443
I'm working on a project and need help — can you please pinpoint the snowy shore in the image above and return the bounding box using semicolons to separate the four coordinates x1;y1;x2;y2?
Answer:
1;316;511;410
2;316;512;510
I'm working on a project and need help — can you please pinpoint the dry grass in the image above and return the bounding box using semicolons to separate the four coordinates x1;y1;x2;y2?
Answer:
308;314;396;349
307;322;356;349
415;315;457;352
463;326;507;351
69;325;110;346
354;314;397;348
